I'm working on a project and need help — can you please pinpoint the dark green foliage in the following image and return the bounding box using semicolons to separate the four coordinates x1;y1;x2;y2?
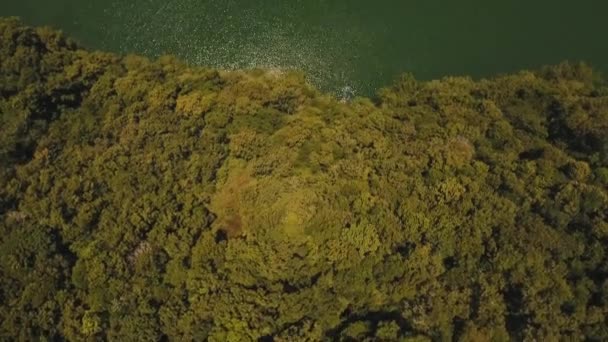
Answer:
1;18;607;341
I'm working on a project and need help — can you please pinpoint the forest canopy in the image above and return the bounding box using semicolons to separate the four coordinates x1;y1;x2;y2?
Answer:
1;17;607;341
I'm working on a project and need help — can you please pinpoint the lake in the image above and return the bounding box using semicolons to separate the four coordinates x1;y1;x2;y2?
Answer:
2;1;606;95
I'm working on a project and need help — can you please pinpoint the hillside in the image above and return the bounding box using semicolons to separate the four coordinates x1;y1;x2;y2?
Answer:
1;18;607;341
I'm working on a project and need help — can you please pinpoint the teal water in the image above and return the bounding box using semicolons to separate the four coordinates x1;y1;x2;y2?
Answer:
2;1;607;95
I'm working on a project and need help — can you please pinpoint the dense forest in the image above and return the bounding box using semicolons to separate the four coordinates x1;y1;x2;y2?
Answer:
1;17;607;341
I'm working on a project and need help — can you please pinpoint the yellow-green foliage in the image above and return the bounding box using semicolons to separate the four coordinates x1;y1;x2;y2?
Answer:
1;18;608;341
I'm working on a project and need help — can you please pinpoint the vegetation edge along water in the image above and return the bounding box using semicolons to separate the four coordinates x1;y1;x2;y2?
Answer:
1;17;608;341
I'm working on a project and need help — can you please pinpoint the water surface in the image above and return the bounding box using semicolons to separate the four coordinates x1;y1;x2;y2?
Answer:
2;1;606;95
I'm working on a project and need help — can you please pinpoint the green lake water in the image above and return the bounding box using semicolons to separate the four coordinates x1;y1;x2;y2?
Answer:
2;1;607;95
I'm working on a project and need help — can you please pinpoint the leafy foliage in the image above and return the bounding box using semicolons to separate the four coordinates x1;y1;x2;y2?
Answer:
1;18;607;341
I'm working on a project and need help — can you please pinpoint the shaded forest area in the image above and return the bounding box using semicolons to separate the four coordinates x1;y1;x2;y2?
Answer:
1;18;607;341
